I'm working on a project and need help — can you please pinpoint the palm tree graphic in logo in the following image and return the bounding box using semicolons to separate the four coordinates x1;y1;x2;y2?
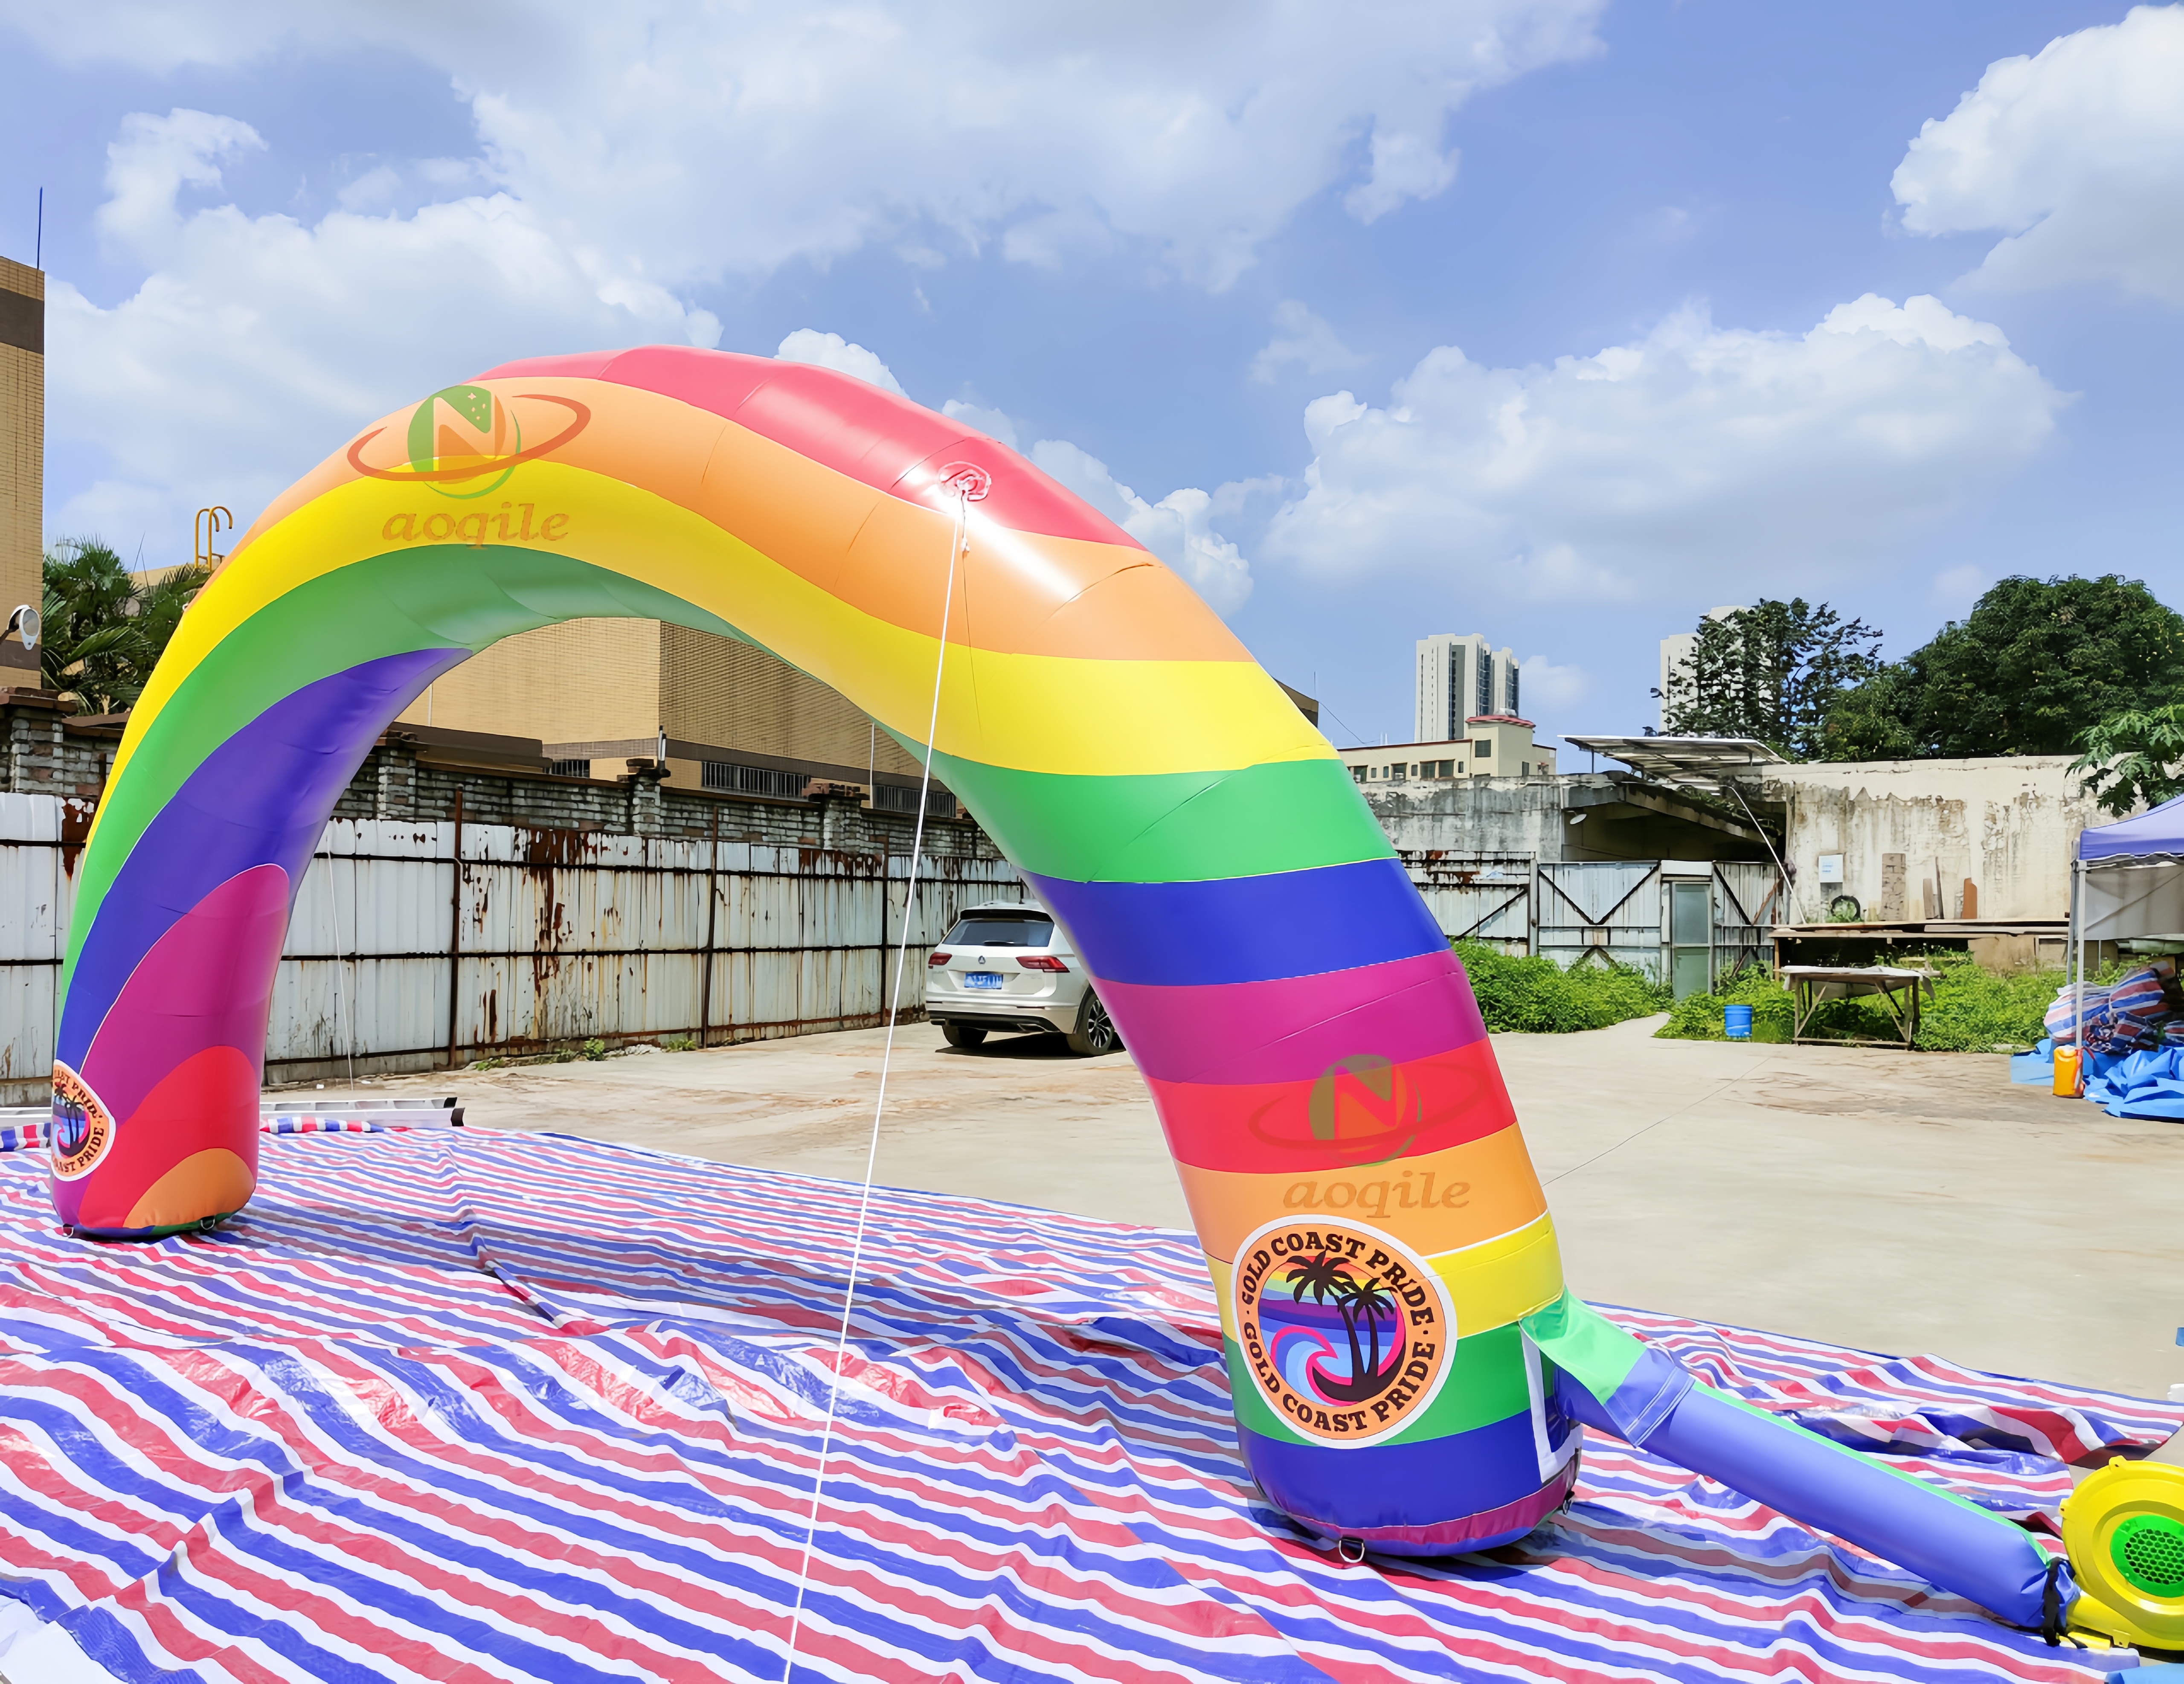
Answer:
1281;1250;1404;1405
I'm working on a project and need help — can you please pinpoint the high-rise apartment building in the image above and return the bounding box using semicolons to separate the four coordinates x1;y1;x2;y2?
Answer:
1415;633;1519;741
1658;606;1745;729
0;257;43;682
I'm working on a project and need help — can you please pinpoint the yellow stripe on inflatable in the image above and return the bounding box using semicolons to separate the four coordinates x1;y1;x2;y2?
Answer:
106;463;1331;817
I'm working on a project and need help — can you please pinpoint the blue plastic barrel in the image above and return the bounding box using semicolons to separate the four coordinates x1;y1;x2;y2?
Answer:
1724;1005;1754;1040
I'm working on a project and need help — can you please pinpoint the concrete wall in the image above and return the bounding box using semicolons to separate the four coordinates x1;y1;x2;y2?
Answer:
1365;772;1771;864
1755;756;2103;923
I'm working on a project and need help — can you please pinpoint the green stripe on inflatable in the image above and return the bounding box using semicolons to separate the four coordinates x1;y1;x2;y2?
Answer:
1222;1321;1531;1449
903;744;1395;884
1520;1292;1647;1405
66;547;737;981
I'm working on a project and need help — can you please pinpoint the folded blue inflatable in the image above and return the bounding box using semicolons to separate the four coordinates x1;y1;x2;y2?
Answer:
2083;1045;2184;1119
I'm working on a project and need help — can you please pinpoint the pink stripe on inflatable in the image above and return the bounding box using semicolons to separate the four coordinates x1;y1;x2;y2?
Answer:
1102;949;1487;1087
473;347;1140;550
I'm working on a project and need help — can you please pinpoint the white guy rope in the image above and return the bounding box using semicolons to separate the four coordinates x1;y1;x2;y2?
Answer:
780;487;969;1680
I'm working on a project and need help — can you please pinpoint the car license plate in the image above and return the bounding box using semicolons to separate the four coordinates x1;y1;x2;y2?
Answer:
963;972;1004;990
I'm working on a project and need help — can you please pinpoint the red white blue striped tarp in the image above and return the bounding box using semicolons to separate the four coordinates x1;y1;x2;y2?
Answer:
0;1130;2169;1682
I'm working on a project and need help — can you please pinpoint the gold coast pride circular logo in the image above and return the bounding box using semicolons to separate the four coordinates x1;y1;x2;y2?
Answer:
50;1061;116;1182
346;386;591;501
1231;1214;1456;1447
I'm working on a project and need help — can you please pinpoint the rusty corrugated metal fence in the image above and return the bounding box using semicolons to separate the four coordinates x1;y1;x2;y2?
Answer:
0;795;1022;1101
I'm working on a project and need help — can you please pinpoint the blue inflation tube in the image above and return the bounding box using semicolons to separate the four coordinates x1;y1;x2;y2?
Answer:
1557;1370;2072;1630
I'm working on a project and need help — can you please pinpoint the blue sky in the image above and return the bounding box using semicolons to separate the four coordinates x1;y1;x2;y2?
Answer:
3;0;2179;752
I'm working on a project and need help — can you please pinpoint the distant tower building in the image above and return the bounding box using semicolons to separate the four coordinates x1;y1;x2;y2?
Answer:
1658;606;1745;730
1416;634;1519;740
0;256;41;683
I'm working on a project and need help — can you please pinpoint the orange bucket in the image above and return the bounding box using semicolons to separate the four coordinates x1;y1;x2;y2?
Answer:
2052;1043;2082;1098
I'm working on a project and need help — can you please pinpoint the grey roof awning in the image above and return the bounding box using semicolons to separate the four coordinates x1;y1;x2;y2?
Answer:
1560;735;1786;790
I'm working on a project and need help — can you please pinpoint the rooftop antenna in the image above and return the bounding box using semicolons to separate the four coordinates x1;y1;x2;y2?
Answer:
35;189;43;270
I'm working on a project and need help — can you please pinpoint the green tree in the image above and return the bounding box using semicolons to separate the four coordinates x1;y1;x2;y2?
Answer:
1654;598;1884;760
2070;703;2184;817
1822;575;2184;761
41;539;211;714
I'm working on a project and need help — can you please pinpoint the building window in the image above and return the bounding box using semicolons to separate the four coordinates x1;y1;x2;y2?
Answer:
1475;738;1492;758
703;761;809;799
874;784;958;818
1436;760;1454;777
547;758;591;779
1350;765;1368;784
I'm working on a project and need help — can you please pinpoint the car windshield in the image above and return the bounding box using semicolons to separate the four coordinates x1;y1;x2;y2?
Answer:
943;912;1054;948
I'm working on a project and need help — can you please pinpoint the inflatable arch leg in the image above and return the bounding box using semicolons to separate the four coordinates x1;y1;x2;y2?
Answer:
53;347;2074;1626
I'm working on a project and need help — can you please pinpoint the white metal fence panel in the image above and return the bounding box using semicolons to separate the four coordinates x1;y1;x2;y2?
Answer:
1402;854;1532;951
1712;862;1783;983
1535;861;1665;977
0;800;1023;1100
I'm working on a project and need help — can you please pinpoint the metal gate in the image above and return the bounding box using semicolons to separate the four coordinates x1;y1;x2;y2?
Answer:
1711;861;1783;984
1402;854;1531;951
1535;861;1664;977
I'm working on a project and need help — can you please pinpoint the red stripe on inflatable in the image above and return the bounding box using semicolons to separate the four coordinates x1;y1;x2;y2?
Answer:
1147;1037;1516;1174
1101;949;1486;1087
474;346;1141;550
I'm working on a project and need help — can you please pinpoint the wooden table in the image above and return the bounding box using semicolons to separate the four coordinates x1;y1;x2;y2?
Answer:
1777;965;1937;1049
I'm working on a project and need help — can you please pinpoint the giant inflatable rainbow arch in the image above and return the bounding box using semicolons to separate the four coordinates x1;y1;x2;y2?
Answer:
48;346;2090;1631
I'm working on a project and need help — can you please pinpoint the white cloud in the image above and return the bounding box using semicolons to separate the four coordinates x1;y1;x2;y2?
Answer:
12;0;1606;291
1891;6;2184;302
773;329;905;395
1929;562;1989;615
45;109;721;564
940;400;1019;450
1249;300;1365;384
1513;653;1588;716
1028;441;1253;616
1260;296;2066;600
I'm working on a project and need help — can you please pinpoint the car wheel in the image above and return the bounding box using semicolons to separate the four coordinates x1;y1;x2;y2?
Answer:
942;1022;987;1048
1067;989;1122;1057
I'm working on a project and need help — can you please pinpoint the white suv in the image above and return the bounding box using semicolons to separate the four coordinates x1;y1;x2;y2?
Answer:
924;900;1122;1056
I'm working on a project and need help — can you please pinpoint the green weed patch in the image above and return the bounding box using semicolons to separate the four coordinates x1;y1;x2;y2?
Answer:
1454;941;1672;1034
1655;951;2058;1051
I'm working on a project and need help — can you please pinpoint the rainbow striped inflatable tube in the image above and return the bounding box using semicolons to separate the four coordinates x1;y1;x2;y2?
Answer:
50;348;2075;1616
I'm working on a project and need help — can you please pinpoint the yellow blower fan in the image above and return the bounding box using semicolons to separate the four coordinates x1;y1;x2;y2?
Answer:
2063;1458;2184;1649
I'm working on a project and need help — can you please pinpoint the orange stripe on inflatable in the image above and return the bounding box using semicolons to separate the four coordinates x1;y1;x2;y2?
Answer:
228;377;1252;664
1174;1125;1548;1266
1147;1038;1517;1175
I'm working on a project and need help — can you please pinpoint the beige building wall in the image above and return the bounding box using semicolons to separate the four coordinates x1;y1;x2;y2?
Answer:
658;624;918;780
395;618;655;742
396;615;919;789
0;257;42;680
1758;755;2108;924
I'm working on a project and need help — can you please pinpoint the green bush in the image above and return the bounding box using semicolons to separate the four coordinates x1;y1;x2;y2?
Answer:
1656;966;1796;1043
1454;941;1672;1034
1655;952;2062;1051
581;1037;610;1061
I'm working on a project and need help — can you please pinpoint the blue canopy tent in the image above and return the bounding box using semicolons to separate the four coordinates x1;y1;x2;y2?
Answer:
2071;794;2184;1068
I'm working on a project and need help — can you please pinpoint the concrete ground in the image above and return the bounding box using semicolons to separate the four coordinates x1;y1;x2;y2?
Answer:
352;1018;2184;1402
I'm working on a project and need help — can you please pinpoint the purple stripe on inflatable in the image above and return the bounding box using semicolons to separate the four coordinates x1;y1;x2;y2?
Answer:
78;866;292;1126
59;649;465;1068
1240;1411;1554;1554
1556;1375;2065;1629
1026;860;1446;987
1099;949;1485;1086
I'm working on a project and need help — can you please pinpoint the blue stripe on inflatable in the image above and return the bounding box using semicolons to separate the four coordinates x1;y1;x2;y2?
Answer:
1557;1374;2065;1630
1027;859;1447;986
1238;1409;1546;1536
